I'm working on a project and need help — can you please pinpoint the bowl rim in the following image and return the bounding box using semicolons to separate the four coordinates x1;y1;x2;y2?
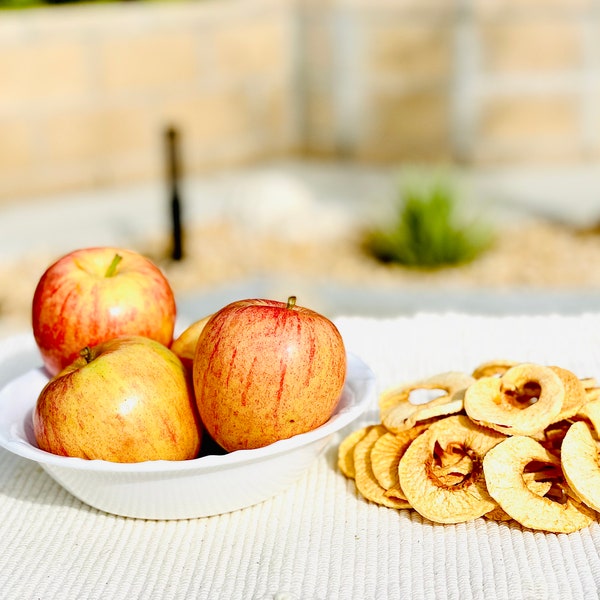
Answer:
0;351;375;474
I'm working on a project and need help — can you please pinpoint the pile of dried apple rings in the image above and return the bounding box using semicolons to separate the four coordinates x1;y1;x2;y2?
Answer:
338;359;600;533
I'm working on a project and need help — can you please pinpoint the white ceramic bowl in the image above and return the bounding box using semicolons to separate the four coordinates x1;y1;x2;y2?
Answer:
0;334;375;520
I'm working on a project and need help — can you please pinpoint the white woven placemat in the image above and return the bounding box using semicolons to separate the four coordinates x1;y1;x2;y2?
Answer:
1;313;600;599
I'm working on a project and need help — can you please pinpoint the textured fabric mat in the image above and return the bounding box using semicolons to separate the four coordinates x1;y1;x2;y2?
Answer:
1;313;600;599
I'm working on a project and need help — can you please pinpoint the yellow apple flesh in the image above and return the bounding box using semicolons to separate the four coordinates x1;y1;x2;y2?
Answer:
193;297;347;451
33;336;201;462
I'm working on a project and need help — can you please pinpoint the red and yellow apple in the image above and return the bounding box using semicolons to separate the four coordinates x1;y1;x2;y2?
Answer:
33;336;201;462
193;296;347;451
32;247;176;376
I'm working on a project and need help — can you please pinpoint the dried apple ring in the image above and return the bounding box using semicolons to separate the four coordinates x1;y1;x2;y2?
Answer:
580;377;598;391
483;435;595;533
337;426;372;479
382;397;464;434
581;378;600;403
471;359;518;379
485;473;553;522
379;371;474;412
353;425;411;510
549;366;587;422
370;424;428;492
383;487;408;503
484;506;513;522
464;363;564;436
575;398;600;435
398;415;506;524
561;421;600;512
379;371;474;433
370;430;406;491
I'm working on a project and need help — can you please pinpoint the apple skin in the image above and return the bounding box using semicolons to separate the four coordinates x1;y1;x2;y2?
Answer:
192;297;347;452
171;314;212;372
33;336;202;462
32;247;176;376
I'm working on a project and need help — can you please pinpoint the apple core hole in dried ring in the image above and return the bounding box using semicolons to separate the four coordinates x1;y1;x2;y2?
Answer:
408;388;447;405
502;381;541;407
429;441;477;488
464;363;564;437
398;415;506;524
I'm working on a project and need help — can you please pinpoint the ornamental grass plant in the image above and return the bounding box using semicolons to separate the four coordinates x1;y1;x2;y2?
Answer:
363;169;494;269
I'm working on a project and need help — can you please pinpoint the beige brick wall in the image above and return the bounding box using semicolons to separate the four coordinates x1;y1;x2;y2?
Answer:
468;0;596;163
0;0;298;202
1;0;599;202
481;21;582;73
302;0;600;165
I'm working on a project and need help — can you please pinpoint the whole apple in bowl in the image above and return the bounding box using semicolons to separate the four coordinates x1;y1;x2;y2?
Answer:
32;247;176;376
33;336;201;462
193;296;347;451
0;333;375;519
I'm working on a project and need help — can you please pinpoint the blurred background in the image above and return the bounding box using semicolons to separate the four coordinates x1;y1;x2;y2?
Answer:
1;0;600;333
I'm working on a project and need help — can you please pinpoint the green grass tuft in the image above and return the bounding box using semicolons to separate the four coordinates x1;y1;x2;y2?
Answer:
364;171;494;269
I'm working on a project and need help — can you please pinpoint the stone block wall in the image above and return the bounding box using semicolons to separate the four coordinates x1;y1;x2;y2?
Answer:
1;0;598;202
302;0;600;165
0;0;299;201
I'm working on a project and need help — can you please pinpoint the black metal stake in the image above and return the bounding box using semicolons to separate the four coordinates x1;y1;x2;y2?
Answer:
166;125;184;261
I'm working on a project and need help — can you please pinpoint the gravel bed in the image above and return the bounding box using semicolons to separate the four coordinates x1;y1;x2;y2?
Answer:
158;219;600;292
3;217;600;337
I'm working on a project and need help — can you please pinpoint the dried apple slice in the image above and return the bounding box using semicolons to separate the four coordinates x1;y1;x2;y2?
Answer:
484;506;513;522
398;415;506;524
464;363;564;436
471;359;518;379
370;425;428;492
485;473;553;522
549;366;587;422
353;425;411;510
338;426;372;479
382;397;464;434
575;399;600;436
561;420;600;512
581;378;600;403
379;371;474;433
383;486;408;503
483;435;595;533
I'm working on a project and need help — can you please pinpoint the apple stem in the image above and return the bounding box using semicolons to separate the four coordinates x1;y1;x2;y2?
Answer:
80;347;93;364
286;296;297;309
105;254;123;277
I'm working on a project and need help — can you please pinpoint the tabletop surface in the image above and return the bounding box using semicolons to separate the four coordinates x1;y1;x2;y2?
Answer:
1;312;600;600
